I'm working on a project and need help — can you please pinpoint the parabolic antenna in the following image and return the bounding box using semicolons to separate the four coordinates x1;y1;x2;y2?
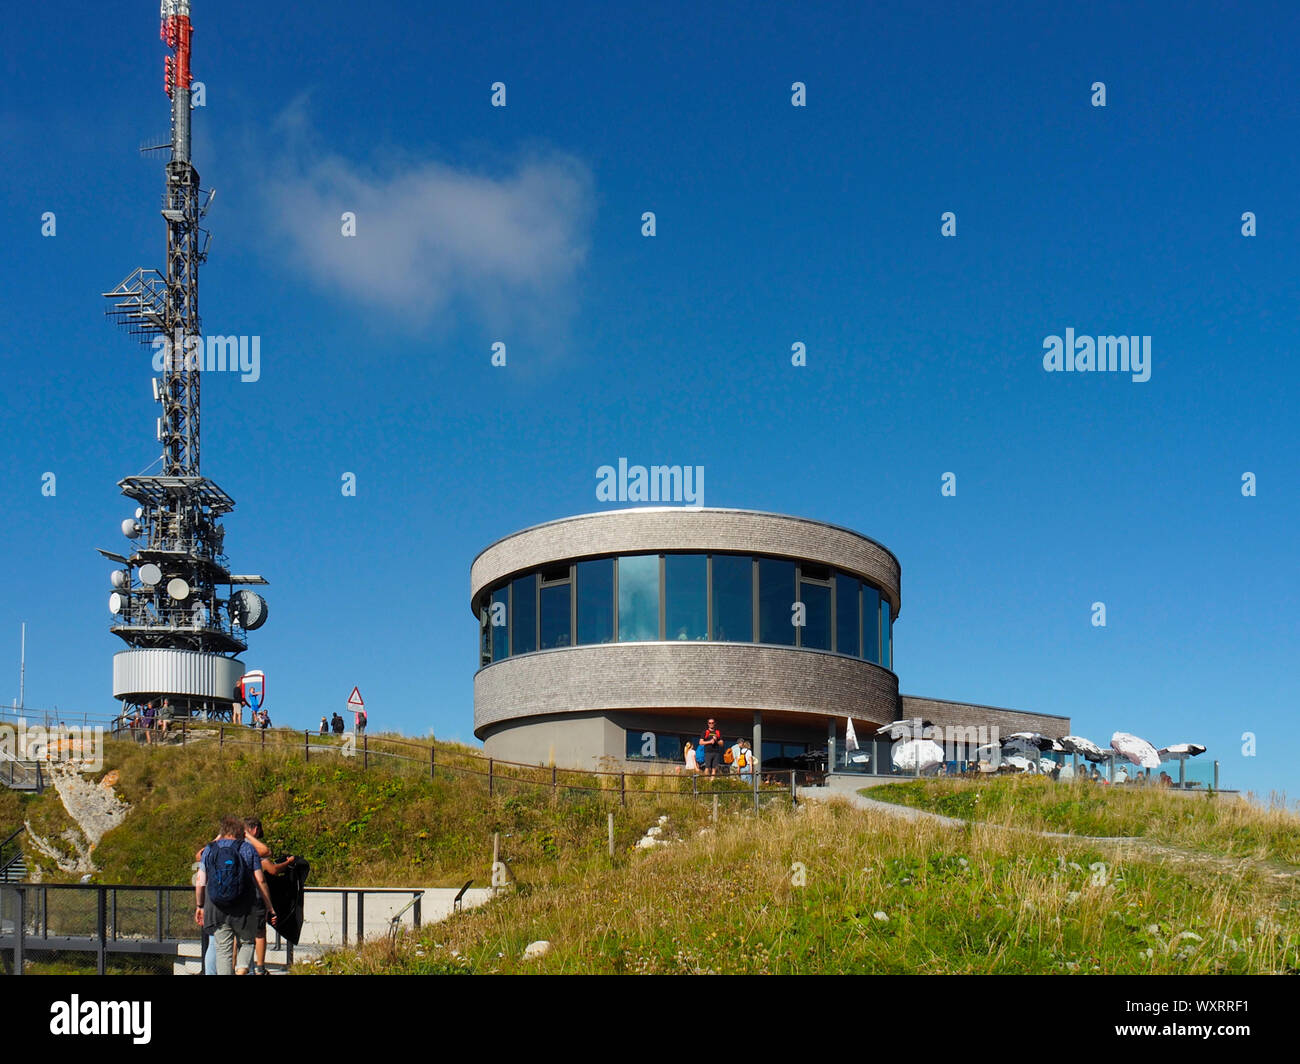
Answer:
109;592;125;614
231;589;268;630
139;563;162;586
121;518;141;539
167;578;191;601
110;570;127;589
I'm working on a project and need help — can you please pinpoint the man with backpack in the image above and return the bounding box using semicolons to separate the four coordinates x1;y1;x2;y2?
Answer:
195;815;277;975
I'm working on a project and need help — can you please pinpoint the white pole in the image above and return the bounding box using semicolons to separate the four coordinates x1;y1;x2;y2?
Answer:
18;622;25;711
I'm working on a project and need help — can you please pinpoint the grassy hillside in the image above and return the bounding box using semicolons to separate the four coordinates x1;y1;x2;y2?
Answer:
315;782;1300;975
868;776;1300;863
19;734;719;888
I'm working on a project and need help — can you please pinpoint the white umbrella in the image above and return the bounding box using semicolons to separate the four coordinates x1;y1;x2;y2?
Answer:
1007;731;1060;752
1157;743;1206;760
1001;754;1035;772
1111;732;1161;770
1004;736;1041;759
1060;735;1108;762
1037;757;1058;775
846;717;859;751
891;738;946;773
876;718;930;741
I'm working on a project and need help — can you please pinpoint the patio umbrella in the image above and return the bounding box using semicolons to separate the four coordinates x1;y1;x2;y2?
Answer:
1157;743;1206;760
1110;732;1161;770
1001;754;1035;773
846;717;859;751
876;718;931;741
891;738;946;773
1006;731;1063;752
1059;735;1109;762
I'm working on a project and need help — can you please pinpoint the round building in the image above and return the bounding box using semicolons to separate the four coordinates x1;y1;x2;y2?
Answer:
470;508;903;771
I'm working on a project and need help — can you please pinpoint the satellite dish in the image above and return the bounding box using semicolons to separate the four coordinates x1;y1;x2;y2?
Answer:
139;564;162;586
167;578;191;601
135;507;144;520
121;518;141;539
110;570;127;589
109;592;125;614
231;589;268;630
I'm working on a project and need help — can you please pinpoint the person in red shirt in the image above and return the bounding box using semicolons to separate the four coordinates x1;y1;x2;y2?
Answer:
700;718;724;777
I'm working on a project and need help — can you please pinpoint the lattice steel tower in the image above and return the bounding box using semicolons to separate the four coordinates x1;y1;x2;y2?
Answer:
99;0;268;719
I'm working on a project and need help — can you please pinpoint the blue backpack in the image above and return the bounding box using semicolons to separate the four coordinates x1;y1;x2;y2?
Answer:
205;840;251;907
695;745;706;766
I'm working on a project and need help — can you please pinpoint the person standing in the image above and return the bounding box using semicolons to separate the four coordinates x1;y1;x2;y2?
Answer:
700;719;724;778
243;817;295;975
318;716;329;736
195;815;276;975
142;702;156;745
354;708;367;736
331;713;345;736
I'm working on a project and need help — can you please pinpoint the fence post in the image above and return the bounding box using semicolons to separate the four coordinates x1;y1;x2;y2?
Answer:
1213;760;1220;791
488;759;494;796
620;772;626;807
219;724;224;748
182;715;187;746
96;887;107;976
156;888;164;943
414;893;422;929
12;886;25;975
357;892;364;945
712;795;718;823
608;812;615;859
790;769;796;803
430;745;435;780
552;764;557;793
341;891;349;947
363;734;369;770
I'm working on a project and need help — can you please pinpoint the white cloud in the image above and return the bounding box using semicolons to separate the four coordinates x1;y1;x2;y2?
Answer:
260;113;592;331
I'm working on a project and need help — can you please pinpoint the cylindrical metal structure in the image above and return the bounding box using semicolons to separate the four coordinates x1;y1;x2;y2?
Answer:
112;648;242;703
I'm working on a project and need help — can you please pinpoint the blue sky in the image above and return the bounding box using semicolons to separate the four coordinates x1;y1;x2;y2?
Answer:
2;0;1296;798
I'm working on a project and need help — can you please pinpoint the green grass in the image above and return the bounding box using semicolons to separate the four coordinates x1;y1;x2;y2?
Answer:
311;797;1300;975
20;732;724;889
865;776;1300;863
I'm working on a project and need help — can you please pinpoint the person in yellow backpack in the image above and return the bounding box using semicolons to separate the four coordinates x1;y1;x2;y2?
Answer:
736;739;754;783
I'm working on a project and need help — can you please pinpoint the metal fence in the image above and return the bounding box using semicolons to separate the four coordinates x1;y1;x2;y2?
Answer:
0;883;428;975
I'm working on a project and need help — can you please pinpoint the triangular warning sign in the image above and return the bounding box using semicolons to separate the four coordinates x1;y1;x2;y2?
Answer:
347;686;364;708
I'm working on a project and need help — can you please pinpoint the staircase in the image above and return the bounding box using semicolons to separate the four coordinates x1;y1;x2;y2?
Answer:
0;758;45;793
0;827;26;883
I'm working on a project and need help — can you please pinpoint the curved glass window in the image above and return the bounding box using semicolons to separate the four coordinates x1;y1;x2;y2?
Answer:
540;581;571;650
758;558;796;646
575;558;614;645
863;584;881;664
491;586;510;662
480;551;894;669
618;555;660;642
798;578;832;651
665;554;707;640
834;574;859;657
711;554;752;642
511;574;536;656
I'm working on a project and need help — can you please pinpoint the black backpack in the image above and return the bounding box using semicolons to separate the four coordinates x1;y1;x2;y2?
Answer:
204;839;251;908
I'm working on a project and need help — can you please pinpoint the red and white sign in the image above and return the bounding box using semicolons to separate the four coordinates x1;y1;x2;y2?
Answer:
346;686;364;709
